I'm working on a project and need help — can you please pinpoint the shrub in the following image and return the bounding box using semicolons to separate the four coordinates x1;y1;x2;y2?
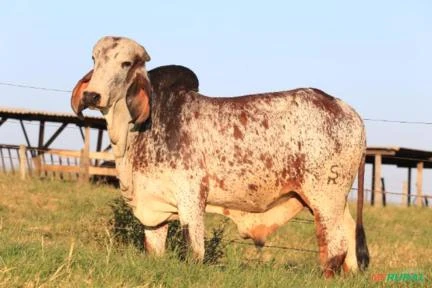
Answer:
108;196;226;263
109;197;145;250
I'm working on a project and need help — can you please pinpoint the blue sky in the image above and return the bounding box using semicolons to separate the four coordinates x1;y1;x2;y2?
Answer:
1;1;431;198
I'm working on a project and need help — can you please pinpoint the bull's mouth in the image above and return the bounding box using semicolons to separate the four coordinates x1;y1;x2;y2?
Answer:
86;104;110;116
88;104;103;110
78;93;125;117
75;103;107;119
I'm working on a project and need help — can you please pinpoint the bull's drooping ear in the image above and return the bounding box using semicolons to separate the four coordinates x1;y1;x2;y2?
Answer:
126;73;151;125
71;70;93;117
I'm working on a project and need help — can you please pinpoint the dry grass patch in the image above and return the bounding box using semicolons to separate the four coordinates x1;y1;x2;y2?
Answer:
0;173;431;287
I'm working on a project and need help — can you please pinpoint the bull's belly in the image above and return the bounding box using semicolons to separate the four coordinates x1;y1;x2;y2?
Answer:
205;195;305;242
206;192;295;213
206;181;297;213
203;154;310;212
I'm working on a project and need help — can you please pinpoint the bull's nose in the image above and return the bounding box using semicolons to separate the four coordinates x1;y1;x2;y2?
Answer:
83;91;101;107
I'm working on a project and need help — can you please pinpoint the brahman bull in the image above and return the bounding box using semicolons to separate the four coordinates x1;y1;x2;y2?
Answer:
71;36;369;277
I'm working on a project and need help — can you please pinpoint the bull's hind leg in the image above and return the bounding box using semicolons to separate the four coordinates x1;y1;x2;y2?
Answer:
227;196;305;246
342;205;358;272
311;202;349;278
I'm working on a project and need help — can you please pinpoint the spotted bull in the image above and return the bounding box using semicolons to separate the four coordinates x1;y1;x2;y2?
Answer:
71;36;369;277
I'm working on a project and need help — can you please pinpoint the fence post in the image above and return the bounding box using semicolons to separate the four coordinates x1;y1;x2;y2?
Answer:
416;162;423;207
33;155;41;177
374;154;383;207
19;145;27;180
79;145;90;184
79;149;90;183
407;167;412;206
79;126;90;183
402;181;408;207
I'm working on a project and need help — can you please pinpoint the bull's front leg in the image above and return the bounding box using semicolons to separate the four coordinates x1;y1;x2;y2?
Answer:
144;224;168;256
177;184;207;261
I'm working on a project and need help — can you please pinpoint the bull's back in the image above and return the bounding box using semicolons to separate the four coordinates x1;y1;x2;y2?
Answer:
184;88;365;211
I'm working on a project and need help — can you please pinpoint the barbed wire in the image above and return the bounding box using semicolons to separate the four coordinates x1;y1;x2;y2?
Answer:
0;82;71;93
1;75;429;256
5;114;432;127
288;218;314;224
0;147;430;199
1;81;432;126
97;225;320;254
222;239;318;253
350;187;431;199
364;118;432;125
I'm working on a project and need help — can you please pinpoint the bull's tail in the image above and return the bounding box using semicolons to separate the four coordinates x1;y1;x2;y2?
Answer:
356;152;370;271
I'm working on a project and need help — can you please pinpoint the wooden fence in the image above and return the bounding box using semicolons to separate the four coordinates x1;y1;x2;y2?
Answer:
0;144;116;182
0;143;430;207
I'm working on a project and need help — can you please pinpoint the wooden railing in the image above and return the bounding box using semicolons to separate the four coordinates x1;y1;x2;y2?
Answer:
0;144;117;182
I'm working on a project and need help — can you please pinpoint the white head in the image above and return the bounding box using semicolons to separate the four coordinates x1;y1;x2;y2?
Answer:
71;36;152;124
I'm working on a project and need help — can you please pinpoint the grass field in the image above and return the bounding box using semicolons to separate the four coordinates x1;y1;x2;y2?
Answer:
0;174;431;287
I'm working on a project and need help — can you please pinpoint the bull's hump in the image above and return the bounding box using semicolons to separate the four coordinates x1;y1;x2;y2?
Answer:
191;88;340;108
189;88;349;118
193;87;333;100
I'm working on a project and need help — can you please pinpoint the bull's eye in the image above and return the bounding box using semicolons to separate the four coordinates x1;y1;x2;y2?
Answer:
92;56;95;63
121;61;132;69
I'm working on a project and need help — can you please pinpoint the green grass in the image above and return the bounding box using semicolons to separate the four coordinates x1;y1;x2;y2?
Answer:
0;174;431;287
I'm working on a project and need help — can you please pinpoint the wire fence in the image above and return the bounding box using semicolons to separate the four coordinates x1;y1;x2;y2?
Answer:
1;81;432;207
351;186;431;208
0;81;72;93
350;187;430;199
1;81;431;256
2;80;432;126
222;239;318;254
1;143;430;208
